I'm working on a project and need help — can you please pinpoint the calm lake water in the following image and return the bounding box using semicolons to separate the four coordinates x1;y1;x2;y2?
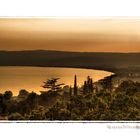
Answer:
0;66;113;96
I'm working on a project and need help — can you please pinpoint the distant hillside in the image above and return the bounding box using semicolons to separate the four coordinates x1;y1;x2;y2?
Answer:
0;50;140;73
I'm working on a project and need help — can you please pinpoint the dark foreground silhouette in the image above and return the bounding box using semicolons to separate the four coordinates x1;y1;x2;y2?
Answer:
1;75;140;121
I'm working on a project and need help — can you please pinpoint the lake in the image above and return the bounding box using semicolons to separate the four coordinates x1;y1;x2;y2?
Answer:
0;66;113;96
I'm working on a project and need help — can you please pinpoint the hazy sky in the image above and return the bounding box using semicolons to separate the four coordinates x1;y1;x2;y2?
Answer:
0;18;140;52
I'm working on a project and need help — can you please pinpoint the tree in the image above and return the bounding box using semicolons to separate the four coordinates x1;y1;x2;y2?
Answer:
0;94;5;114
90;78;94;93
83;81;87;94
3;91;13;100
42;78;64;93
26;92;38;110
18;89;29;97
74;75;78;96
0;94;3;104
83;76;93;94
18;89;29;101
99;76;113;92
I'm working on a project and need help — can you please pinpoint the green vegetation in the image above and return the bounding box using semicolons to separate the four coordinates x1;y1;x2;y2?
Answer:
1;75;140;121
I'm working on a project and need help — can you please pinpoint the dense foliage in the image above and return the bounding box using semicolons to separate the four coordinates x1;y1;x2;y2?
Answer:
0;76;140;121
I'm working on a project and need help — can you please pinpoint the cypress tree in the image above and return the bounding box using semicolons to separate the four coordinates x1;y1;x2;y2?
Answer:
87;76;91;93
84;76;94;93
83;81;87;94
83;81;86;94
74;75;77;96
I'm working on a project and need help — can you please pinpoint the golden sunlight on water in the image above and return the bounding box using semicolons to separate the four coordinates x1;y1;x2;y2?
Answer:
0;66;113;96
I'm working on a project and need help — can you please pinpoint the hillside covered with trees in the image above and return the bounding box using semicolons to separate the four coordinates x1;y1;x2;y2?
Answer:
0;50;140;74
1;75;140;121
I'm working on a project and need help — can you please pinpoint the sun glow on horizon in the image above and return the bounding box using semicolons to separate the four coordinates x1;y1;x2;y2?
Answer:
0;18;140;52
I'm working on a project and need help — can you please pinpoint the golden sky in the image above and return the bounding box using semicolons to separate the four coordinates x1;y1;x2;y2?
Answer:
0;18;140;52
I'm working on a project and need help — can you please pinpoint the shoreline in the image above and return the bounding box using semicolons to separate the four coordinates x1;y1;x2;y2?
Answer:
0;50;140;75
0;65;115;74
0;66;113;96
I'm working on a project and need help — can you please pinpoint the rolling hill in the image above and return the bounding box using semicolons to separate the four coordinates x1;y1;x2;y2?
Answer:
0;50;140;74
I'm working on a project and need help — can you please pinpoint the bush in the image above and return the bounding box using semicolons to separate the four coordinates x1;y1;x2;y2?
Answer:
8;112;25;120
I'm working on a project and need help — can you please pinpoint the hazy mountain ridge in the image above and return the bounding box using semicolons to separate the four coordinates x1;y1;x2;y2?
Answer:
0;50;140;73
